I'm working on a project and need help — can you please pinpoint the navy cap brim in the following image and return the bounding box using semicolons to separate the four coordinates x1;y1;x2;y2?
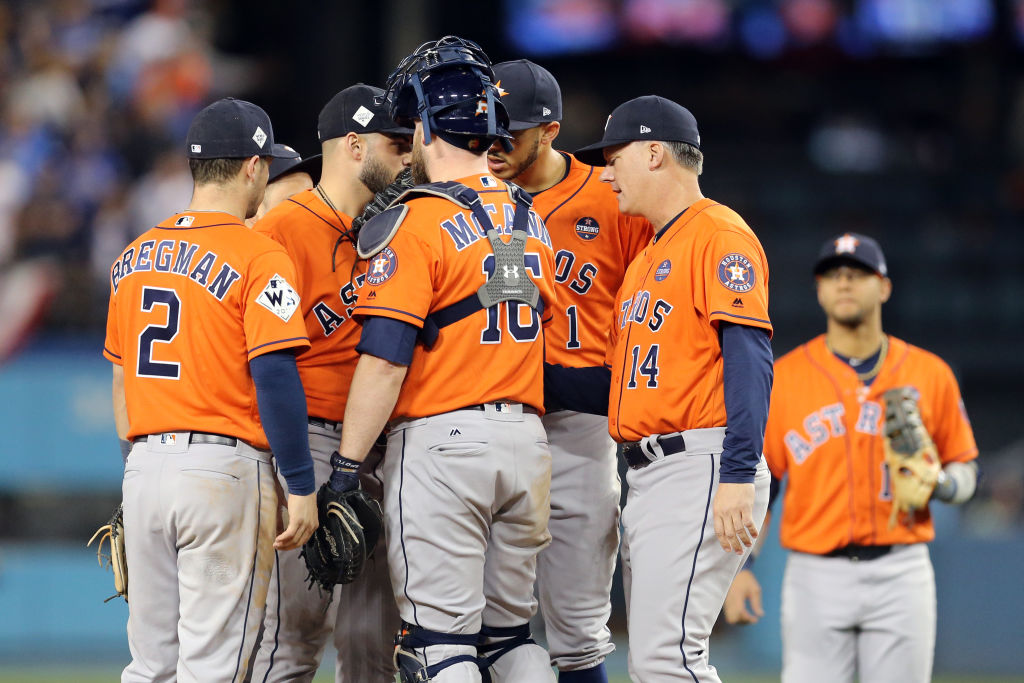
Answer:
507;118;541;131
574;138;633;167
813;255;882;277
269;153;322;184
377;123;414;135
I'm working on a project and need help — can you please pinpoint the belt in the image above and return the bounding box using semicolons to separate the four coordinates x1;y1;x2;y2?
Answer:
308;416;341;430
134;432;238;447
463;402;540;415
621;433;688;469
823;544;892;561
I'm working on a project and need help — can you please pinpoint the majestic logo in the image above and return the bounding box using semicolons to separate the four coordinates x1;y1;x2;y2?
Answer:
174;215;195;227
717;253;756;293
252;126;267;149
575;217;600;241
731;297;744;308
256;273;300;321
352;105;374;127
835;234;859;254
654;259;672;282
366;247;398;285
640;125;652;134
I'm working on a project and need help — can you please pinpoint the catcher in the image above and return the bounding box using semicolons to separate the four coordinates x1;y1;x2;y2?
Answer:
722;233;978;683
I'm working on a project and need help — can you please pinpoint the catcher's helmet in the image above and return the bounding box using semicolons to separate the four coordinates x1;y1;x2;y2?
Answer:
382;35;511;151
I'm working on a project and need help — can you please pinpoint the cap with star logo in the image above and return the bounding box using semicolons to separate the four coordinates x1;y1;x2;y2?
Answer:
575;95;701;166
186;98;291;159
492;59;562;131
813;232;888;277
318;84;413;142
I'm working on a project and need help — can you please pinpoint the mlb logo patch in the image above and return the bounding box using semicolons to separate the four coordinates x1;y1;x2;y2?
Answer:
160;433;177;445
175;215;195;227
190;144;202;153
480;175;497;188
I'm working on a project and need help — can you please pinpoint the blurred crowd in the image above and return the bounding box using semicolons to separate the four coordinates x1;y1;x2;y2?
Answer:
0;0;247;330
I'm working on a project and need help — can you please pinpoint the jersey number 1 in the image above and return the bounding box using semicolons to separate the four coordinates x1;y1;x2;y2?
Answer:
137;286;181;379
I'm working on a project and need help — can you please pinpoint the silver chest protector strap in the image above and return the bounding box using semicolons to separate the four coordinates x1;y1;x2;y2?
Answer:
356;181;543;348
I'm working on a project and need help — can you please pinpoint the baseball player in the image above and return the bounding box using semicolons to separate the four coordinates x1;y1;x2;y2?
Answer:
246;143;322;226
104;98;318;682
249;85;411;683
572;95;774;682
723;233;979;683
334;36;559;682
486;59;652;683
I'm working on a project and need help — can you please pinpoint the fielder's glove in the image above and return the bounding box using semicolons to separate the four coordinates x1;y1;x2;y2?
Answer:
883;387;941;529
88;503;128;603
351;168;413;233
301;452;383;590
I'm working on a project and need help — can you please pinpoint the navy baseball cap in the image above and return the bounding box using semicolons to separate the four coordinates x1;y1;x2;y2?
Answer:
813;233;888;277
318;84;413;142
493;60;562;131
267;144;322;184
186;98;288;159
575;95;701;166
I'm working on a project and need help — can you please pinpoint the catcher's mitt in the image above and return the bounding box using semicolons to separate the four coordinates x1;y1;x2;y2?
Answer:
300;483;383;590
883;387;940;529
88;503;128;603
352;168;413;233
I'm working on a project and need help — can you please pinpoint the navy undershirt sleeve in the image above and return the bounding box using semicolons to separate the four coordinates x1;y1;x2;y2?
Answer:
250;350;314;495
720;322;774;484
356;316;418;365
543;363;611;415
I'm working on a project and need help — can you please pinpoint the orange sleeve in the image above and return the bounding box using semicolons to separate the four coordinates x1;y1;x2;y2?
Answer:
621;214;653;264
931;361;979;464
103;282;122;365
699;229;772;334
352;228;438;328
242;249;311;360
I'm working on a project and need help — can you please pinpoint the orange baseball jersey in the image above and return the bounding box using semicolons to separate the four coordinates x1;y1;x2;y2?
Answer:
607;198;771;442
532;153;652;367
765;335;978;553
254;189;365;421
103;211;310;448
352;174;558;419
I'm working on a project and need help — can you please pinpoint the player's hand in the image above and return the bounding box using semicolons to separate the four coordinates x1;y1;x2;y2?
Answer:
713;482;757;554
275;492;318;550
723;569;763;624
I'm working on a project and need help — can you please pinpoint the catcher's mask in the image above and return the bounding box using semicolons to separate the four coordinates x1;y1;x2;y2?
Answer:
381;35;512;152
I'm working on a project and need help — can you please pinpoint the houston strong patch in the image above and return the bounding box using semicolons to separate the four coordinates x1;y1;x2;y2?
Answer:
257;273;300;321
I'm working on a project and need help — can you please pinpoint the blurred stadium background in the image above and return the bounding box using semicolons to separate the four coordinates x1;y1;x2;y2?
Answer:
0;0;1022;680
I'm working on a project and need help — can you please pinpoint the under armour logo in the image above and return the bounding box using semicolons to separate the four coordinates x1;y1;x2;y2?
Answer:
450;428;462;437
640;125;652;134
502;265;519;279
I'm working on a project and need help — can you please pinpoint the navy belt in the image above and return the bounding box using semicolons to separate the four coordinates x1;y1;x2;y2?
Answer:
621;433;688;470
308;416;341;430
134;432;238;447
823;544;892;561
464;402;540;415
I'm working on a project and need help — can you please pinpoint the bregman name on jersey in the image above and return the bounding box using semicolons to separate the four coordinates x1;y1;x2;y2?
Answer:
111;239;240;301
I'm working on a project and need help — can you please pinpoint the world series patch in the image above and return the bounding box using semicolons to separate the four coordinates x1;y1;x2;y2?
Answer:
654;259;672;281
256;273;300;321
717;253;756;293
575;217;600;241
366;247;398;285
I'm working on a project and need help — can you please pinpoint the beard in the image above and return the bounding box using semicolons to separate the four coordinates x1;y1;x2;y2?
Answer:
830;306;868;328
359;153;395;194
245;187;264;219
410;143;430;185
489;133;540;180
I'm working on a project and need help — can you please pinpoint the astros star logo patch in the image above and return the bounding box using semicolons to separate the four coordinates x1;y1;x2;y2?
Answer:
717;253;756;293
366;247;398;285
835;234;859;254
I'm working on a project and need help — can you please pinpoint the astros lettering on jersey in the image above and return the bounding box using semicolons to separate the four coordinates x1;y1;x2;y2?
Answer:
607;198;772;441
765;335;979;553
533;153;651;368
104;211;310;448
351;175;558;418
254;189;365;422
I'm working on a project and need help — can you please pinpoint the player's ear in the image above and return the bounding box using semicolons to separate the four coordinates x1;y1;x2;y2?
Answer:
879;276;893;303
647;142;664;170
242;155;261;181
347;132;364;161
540;121;560;146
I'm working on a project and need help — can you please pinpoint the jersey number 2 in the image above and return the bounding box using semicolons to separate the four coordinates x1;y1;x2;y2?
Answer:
137;286;181;379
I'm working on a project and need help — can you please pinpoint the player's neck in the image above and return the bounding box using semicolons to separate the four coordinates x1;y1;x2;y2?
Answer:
513;147;566;194
646;175;703;230
316;173;372;220
427;152;488;184
188;184;248;221
826;319;885;360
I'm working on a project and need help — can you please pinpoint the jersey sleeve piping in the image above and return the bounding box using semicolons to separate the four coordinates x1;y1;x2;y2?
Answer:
352;304;426;325
708;311;772;326
247;336;310;357
103;347;122;363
